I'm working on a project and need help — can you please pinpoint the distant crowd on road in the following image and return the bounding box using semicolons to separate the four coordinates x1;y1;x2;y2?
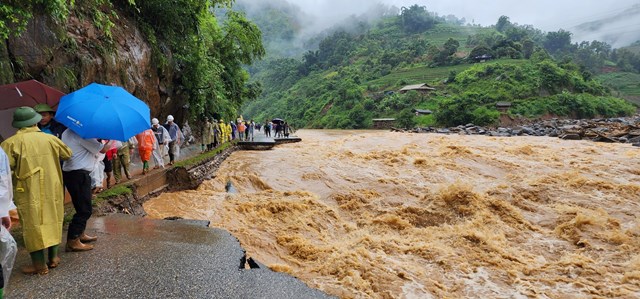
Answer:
198;117;294;152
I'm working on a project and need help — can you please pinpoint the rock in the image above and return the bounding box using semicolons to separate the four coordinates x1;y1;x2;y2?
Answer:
628;136;640;144
560;134;582;140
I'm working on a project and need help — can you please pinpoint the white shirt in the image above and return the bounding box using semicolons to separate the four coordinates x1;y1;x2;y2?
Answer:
61;129;104;172
0;147;16;217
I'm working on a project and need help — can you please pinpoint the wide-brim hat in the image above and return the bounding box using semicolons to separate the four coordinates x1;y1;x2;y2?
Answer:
12;106;43;128
34;103;55;113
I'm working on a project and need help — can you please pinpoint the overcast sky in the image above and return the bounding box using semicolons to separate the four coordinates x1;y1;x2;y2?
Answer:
286;0;640;46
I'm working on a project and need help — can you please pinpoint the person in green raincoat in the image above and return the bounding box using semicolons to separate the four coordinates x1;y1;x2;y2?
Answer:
0;107;72;275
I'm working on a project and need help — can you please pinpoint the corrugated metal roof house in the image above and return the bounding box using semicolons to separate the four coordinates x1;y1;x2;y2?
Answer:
398;83;436;94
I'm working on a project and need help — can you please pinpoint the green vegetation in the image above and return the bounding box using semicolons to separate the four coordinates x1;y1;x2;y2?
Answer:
174;142;232;168
95;185;133;202
2;2;638;129
595;72;640;105
367;59;527;89
122;0;264;120
1;0;264;122
242;5;638;129
0;0;136;40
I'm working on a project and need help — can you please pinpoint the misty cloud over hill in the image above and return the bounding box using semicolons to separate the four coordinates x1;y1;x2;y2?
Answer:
238;0;640;48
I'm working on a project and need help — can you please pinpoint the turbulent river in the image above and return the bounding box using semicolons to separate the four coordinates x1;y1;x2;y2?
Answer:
144;129;640;298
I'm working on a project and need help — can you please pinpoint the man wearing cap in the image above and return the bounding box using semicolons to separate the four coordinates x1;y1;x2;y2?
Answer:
163;115;184;166
61;127;113;252
34;103;67;139
151;118;170;169
1;107;72;275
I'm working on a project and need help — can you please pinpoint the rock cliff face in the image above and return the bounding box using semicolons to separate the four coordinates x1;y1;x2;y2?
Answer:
1;10;187;122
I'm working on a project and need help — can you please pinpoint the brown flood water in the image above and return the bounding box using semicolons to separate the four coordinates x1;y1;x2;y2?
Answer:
144;129;640;298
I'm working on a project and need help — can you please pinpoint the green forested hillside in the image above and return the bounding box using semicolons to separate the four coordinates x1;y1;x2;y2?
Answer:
241;4;640;129
1;1;266;122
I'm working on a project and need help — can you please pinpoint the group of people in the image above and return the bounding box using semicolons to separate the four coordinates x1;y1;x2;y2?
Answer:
200;118;258;152
262;120;292;138
0;104;188;280
89;115;184;193
0;102;293;286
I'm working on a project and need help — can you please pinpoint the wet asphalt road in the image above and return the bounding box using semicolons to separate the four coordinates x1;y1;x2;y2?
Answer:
5;214;333;299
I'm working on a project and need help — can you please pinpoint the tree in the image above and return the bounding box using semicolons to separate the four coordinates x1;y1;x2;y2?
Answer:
433;38;459;65
522;39;534;59
396;108;416;129
495;15;511;33
0;1;72;39
544;29;572;55
399;5;436;33
468;45;493;62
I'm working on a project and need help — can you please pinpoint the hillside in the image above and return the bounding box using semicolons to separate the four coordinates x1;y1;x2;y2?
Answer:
241;4;639;129
0;1;265;125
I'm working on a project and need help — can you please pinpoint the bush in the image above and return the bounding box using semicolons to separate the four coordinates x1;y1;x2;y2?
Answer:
396;108;416;129
471;106;500;125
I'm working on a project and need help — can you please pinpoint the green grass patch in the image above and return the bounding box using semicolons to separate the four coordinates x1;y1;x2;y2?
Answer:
173;142;232;168
95;184;132;201
366;59;528;90
595;72;640;105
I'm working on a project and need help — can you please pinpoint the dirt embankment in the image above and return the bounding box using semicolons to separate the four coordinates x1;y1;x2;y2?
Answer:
95;145;237;216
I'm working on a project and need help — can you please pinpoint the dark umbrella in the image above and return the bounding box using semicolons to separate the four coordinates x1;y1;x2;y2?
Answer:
272;118;284;124
0;79;64;110
0;80;65;140
55;83;151;141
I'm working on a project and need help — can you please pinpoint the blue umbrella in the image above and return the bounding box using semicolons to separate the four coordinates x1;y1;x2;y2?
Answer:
55;83;151;141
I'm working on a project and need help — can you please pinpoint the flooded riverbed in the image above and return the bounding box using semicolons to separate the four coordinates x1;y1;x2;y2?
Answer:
144;130;640;298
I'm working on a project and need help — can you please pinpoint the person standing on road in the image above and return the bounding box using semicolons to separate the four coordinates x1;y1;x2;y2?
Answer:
218;119;227;143
264;120;271;137
212;118;220;148
1;107;71;275
135;129;157;174
112;137;136;183
61;129;112;252
163;115;183;166
247;120;255;141
0;146;16;289
33;104;67;139
151;118;170;169
202;117;213;152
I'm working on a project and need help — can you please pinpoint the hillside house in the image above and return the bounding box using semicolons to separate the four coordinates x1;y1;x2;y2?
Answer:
413;109;432;115
398;83;436;94
495;102;512;113
472;54;493;63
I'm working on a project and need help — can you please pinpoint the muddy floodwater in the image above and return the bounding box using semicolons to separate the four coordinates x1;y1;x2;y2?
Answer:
144;129;640;298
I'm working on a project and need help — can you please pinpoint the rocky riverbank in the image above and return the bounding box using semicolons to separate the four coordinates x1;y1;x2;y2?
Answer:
404;115;640;145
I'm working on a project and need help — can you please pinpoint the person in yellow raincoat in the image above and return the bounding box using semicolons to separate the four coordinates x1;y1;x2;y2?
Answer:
218;119;227;143
0;107;72;275
225;120;232;142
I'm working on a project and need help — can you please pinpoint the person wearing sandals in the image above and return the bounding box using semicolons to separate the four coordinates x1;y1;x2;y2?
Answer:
1;107;71;275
